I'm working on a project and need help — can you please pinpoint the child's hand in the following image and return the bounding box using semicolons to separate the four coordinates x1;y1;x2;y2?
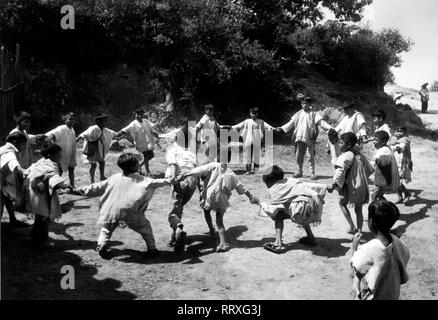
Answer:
250;196;260;205
352;232;362;252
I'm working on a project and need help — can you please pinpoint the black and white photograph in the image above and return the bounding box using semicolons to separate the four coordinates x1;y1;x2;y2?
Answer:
1;0;437;303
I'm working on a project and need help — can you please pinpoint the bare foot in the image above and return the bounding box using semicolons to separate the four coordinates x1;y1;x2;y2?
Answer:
216;243;230;253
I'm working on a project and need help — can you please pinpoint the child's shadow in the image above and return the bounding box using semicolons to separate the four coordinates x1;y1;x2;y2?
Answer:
280;237;351;258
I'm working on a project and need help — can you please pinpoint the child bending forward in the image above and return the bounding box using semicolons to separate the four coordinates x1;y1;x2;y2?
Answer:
181;162;254;252
77;153;172;259
24;143;72;247
327;132;374;234
252;165;326;253
351;200;409;300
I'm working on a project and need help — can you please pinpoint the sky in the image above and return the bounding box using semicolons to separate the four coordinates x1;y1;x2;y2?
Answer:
362;0;438;89
323;0;438;89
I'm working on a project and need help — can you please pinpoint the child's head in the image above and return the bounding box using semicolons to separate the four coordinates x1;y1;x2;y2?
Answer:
301;96;313;112
134;109;144;122
41;142;62;163
95;113;108;127
62;112;76;127
339;132;357;153
249;107;259;119
373;130;390;149
394;126;407;139
372;109;386;127
117;153;140;174
6;131;28;152
328;128;339;144
368;200;400;236
342;101;356;116
204;104;214;117
14;111;31;131
262;165;284;188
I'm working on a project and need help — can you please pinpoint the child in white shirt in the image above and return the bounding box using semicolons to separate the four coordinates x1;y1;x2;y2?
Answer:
232;107;273;174
45;112;77;187
181;162;254;252
76;153;172;259
351;200;409;300
77;113;116;183
196;104;220;163
117;109;158;175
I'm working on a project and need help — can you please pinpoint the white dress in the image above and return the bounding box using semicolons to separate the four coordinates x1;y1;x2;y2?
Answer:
78;125;116;163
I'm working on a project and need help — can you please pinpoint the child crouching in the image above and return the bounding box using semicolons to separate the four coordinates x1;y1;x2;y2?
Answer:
25;143;73;248
76;153;172;259
251;165;326;253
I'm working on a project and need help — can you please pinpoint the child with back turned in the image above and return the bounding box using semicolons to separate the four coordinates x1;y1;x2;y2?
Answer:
76;153;172;259
350;200;410;300
327;132;374;234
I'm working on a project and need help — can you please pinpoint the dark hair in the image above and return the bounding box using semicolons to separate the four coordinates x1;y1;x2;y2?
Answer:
340;132;358;147
395;126;407;133
95;113;108;122
342;101;356;109
204;104;214;111
249;107;259;114
328;128;339;144
62;112;75;121
13;111;31;124
5;131;28;145
117;153;139;174
41;142;62;158
368;200;400;238
303;96;313;103
134;109;144;116
372;109;386;120
262;165;284;185
374;130;390;143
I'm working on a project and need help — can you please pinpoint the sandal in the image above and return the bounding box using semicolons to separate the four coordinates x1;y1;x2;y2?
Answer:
263;242;284;254
216;244;230;253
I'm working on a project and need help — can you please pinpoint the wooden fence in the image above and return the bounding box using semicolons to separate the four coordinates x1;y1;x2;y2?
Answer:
0;43;22;140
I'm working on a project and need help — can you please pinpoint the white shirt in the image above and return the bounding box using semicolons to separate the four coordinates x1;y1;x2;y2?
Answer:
196;114;219;144
121;119;156;152
336;112;367;137
46;125;77;171
165;144;197;177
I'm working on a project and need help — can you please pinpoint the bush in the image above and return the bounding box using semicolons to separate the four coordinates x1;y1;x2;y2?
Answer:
291;21;412;89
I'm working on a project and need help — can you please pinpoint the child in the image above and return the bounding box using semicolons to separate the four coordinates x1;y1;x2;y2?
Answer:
390;127;412;203
350;200;410;300
45;112;77;187
329;101;368;164
77;113;116;183
327;132;374;234
76;153;173;259
195;104;221;163
371;131;400;202
372;109;391;136
251;165;326;252
9;111;41;169
180;162;254;252
232;107;273;174
0;132;28;227
165;136;198;253
117;109;159;175
276;96;331;180
25;143;72;247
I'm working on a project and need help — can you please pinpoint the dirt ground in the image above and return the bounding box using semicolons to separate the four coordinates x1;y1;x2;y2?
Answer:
2;95;438;300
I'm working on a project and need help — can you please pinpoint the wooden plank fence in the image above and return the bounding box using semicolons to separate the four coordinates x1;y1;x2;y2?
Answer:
0;43;22;140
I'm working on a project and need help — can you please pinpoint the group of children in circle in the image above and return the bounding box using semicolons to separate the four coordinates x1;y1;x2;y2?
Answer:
0;94;413;299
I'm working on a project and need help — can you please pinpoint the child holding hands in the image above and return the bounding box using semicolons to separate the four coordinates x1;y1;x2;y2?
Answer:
180;162;254;252
327;132;374;234
75;153;173;259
